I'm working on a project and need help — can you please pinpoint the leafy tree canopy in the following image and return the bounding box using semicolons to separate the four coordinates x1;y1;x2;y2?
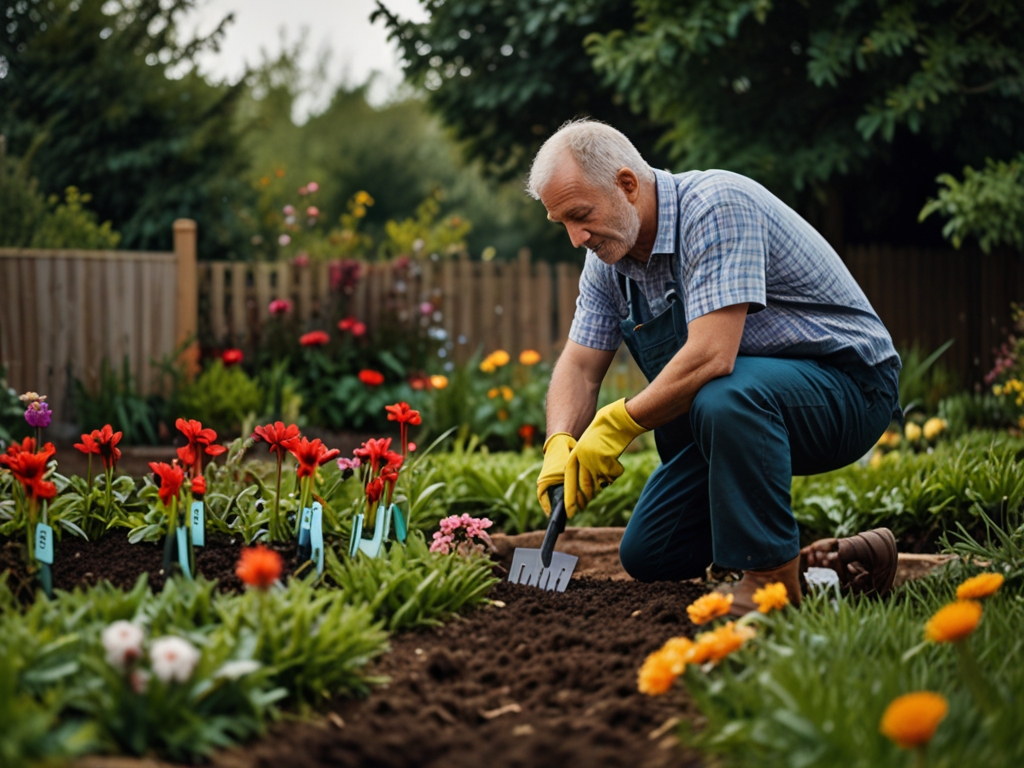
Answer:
1;0;253;254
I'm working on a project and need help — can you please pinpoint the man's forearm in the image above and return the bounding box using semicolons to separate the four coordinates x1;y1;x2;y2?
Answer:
545;352;604;439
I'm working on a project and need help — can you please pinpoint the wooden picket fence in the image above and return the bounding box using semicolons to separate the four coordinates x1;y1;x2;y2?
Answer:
199;249;583;364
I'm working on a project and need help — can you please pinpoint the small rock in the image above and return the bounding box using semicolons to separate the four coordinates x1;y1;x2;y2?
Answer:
327;713;345;729
490;600;507;608
630;610;642;617
481;703;522;720
513;724;535;736
414;648;424;655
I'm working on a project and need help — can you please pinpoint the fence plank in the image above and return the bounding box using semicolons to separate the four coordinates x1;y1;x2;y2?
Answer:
296;263;313;321
210;263;227;343
535;260;553;361
255;263;272;326
517;249;534;354
230;263;247;342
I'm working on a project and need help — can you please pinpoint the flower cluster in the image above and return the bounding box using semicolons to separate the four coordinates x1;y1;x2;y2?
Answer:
352;432;406;516
0;437;57;501
638;622;756;695
429;513;494;557
479;349;510;373
74;424;123;471
101;621;206;689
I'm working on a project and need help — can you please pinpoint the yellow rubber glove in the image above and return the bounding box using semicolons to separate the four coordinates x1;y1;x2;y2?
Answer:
564;398;648;517
537;432;576;516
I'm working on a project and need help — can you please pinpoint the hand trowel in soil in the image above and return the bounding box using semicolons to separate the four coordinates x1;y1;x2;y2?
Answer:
507;485;578;592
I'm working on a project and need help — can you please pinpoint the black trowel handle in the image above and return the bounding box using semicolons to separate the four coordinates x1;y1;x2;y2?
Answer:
541;485;567;568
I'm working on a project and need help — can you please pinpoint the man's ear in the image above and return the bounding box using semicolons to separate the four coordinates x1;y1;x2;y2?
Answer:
616;167;640;202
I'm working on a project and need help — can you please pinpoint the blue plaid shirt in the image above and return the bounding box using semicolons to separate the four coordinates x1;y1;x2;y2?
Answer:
570;169;900;377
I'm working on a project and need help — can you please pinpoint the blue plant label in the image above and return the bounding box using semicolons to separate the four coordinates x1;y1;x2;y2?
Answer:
190;501;205;547
176;527;193;580
310;502;324;574
298;506;312;547
35;523;54;564
349;514;363;558
391;504;407;543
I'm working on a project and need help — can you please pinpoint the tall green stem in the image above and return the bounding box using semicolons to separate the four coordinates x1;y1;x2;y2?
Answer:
273;455;283;540
955;639;999;716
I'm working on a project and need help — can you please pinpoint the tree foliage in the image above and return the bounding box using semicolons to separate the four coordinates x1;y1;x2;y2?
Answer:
0;0;253;254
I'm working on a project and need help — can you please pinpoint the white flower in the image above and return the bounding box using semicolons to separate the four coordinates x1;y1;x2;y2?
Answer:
101;621;144;672
214;659;261;680
149;636;201;684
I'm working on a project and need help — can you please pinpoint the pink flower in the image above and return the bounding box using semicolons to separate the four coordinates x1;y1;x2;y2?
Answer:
293;252;310;267
278;234;291;246
337;457;361;472
419;301;433;315
351;321;367;337
408;442;417;452
283;204;295;215
306;206;319;217
298;186;308;196
307;181;319;193
269;299;293;315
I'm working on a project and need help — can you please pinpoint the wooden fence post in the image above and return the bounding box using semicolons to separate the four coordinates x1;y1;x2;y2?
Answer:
174;219;199;376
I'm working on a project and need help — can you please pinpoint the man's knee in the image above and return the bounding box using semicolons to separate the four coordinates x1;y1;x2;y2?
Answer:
618;535;664;582
690;376;761;431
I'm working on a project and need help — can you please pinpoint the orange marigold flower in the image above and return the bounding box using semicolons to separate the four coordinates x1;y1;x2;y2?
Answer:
880;691;948;749
519;349;541;365
686;592;734;625
500;385;514;401
691;622;755;664
956;573;1004;600
925;600;982;643
429;375;448;389
661;637;695;674
753;582;790;614
236;545;283;590
637;649;678;696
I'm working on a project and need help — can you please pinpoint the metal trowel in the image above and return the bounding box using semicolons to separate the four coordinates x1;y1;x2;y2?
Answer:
507;485;578;591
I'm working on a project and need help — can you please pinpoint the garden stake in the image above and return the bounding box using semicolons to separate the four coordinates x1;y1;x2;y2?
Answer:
190;500;205;547
297;506;313;562
508;485;578;592
35;504;54;599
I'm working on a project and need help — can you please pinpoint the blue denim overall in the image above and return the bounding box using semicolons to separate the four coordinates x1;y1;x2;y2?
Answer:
615;266;899;580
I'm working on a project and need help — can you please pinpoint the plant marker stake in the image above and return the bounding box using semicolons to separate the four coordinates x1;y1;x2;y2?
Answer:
190;501;205;547
176;527;193;580
298;506;313;562
310;501;324;575
348;514;364;558
356;504;387;558
390;503;407;543
35;504;54;598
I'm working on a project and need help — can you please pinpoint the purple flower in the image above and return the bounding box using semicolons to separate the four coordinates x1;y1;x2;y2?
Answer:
25;401;52;428
337;457;361;472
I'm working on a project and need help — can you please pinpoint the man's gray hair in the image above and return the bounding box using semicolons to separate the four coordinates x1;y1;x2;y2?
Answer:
526;118;655;200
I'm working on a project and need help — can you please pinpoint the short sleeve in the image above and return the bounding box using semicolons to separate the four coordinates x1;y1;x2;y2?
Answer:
680;190;768;323
567;252;625;351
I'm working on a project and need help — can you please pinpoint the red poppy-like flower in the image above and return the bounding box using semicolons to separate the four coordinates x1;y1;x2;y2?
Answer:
269;299;292;315
300;330;330;347
338;316;357;331
358;369;384;386
191;475;207;497
0;436;36;469
353;437;393;473
385;402;422;426
252;422;301;460
519;424;536;448
289;437;341;479
6;441;57;499
92;424;123;471
236;545;282;590
351;322;367;337
222;348;244;366
365;476;384;505
175;418;227;469
149;461;185;507
384;450;403;471
74;432;100;457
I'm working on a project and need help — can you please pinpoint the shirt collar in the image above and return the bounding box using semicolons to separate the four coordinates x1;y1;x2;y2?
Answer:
651;168;678;256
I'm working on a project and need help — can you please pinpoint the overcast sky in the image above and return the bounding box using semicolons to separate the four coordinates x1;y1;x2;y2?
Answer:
182;0;428;114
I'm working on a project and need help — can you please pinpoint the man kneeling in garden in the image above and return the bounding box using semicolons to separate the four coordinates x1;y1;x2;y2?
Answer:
530;120;901;614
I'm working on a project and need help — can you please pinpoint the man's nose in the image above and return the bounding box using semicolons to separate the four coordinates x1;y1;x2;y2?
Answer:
566;223;590;249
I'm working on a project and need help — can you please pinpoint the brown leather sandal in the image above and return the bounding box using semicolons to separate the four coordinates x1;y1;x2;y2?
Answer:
799;528;898;597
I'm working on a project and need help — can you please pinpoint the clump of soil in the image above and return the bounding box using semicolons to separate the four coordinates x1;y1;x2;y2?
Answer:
210;578;708;768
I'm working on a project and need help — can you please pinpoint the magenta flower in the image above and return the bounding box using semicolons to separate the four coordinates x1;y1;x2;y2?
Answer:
24;401;52;428
293;252;310;267
337;457;361;472
269;299;293;315
419;301;433;315
307;181;319;193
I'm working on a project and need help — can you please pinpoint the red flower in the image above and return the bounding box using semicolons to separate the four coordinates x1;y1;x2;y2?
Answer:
236;545;282;590
0;436;36;469
222;348;244;366
149;461;185;507
300;330;330;347
92;424;122;471
351;322;367;337
358;369;384;386
191;475;207;497
384;451;403;471
252;422;301;460
338;316;357;331
288;437;341;479
74;432;99;457
519;424;536;448
6;441;57;500
353;437;392;473
385;402;422;426
175;418;226;469
365;476;384;505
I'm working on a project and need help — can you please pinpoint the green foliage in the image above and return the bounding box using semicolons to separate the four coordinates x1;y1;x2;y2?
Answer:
325;531;498;632
0;0;254;255
898;339;957;416
0;365;30;446
937;392;1012;437
921;154;1024;253
176;360;264;437
72;358;159;446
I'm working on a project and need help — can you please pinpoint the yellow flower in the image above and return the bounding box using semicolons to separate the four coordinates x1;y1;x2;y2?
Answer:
480;359;497;373
430;375;448;389
353;205;367;218
519;349;542;366
637;649;678;696
489;350;510;367
259;176;270;187
879;691;948;749
925;600;982;643
690;622;755;664
956;573;1004;600
497;409;509;421
876;430;901;449
869;450;883;469
922;417;947;441
686;592;734;625
500;385;514;401
904;422;922;442
992;384;1003;397
354;190;374;206
661;637;695;674
274;167;285;178
487;387;500;399
753;582;790;614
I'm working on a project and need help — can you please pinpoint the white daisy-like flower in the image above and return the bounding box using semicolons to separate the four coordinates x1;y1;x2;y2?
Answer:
149;636;201;684
101;621;144;672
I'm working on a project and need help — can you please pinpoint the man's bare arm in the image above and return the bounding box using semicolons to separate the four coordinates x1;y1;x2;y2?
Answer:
625;303;749;429
546;340;617;438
